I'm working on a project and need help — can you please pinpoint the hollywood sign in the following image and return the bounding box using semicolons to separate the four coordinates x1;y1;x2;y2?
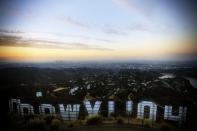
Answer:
9;99;187;122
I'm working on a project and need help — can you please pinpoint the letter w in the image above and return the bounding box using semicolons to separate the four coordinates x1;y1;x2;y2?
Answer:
59;104;80;120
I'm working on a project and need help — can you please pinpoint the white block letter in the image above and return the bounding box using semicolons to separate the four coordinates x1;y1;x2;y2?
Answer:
108;101;114;116
164;106;187;122
59;104;80;120
84;101;101;116
137;101;157;121
39;104;55;115
126;100;133;115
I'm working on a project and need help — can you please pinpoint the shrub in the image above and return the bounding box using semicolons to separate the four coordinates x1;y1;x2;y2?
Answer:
67;122;74;128
107;116;115;121
109;112;116;117
24;114;36;121
27;118;46;131
8;113;26;131
160;121;174;131
44;115;54;125
116;117;124;125
44;115;62;125
67;120;83;127
51;119;61;129
86;115;103;125
143;119;152;128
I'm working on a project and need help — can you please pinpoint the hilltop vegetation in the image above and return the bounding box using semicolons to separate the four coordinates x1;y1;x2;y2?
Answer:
1;66;197;130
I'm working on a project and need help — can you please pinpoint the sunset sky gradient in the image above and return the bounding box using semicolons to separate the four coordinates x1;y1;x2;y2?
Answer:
0;0;196;62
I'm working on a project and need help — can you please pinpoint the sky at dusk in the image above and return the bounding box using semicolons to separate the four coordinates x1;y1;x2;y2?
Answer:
0;0;196;62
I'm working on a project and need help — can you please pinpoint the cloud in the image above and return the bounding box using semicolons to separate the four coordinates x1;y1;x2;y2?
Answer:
113;0;134;11
128;23;170;34
112;0;174;34
0;35;113;51
0;29;117;44
61;16;90;29
0;28;24;34
102;24;127;36
60;17;126;36
129;23;147;30
51;33;116;43
112;0;153;18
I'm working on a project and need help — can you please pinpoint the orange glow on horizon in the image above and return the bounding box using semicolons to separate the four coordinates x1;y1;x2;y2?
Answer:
0;41;196;62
